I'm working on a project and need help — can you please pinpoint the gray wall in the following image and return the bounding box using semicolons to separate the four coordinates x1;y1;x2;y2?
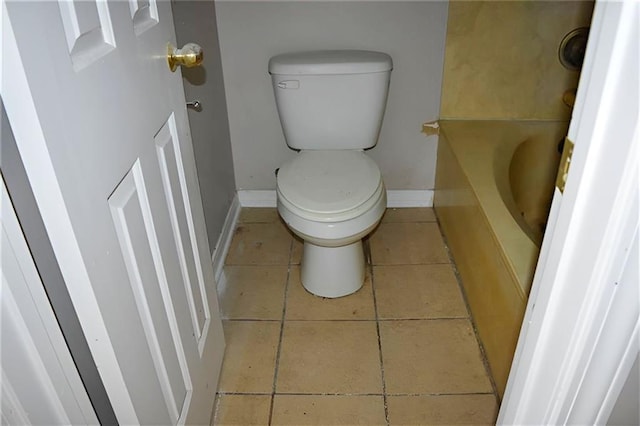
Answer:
172;0;236;253
215;1;449;191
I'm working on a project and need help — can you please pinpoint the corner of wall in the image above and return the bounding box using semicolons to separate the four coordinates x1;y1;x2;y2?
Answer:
211;193;241;289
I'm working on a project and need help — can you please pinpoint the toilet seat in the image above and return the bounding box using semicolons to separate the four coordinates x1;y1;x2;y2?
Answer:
277;150;383;222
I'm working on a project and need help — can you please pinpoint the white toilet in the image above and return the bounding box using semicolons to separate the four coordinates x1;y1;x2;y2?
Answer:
269;50;393;298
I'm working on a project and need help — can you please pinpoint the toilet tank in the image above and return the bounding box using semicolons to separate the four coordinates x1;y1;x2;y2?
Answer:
269;50;392;150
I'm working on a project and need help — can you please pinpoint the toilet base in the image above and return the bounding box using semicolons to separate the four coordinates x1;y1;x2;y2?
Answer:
300;241;365;298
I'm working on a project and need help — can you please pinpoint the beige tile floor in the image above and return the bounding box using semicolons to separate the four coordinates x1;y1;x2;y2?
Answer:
212;208;498;426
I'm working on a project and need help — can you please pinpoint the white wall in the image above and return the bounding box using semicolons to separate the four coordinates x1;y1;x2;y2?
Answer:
215;1;448;191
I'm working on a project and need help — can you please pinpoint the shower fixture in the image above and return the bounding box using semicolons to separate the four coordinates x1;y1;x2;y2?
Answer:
559;27;589;71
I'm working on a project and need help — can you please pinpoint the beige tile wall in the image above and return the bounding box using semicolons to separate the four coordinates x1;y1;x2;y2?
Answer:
441;1;594;120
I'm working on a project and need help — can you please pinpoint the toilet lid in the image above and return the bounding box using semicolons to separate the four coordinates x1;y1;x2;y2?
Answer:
277;151;382;215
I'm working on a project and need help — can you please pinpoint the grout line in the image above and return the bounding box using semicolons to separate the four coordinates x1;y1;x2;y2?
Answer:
267;318;378;322
217;390;495;397
370;261;454;267
377;316;469;321
265;392;386;397
432;210;501;403
223;317;471;322
380;221;438;224
385;391;496;397
366;238;390;426
267;237;294;425
217;392;273;396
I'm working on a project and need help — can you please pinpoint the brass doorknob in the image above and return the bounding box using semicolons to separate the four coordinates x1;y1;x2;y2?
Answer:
167;42;203;72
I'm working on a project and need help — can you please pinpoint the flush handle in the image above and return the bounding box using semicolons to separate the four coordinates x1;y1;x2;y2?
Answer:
277;80;300;89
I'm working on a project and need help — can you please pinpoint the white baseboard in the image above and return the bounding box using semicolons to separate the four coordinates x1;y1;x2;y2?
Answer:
386;190;433;207
211;194;241;290
237;189;433;208
237;190;277;207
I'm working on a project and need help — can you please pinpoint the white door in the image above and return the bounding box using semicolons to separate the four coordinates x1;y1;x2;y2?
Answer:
2;1;225;424
1;179;98;425
498;0;639;423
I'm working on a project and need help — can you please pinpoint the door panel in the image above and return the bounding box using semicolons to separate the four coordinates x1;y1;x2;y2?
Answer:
155;113;210;351
109;161;189;424
129;0;159;36
57;0;115;71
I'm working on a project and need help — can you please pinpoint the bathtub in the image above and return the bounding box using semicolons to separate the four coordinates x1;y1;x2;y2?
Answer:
434;120;566;396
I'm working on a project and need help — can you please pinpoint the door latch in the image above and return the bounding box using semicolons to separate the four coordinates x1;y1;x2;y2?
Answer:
186;100;202;112
556;137;575;193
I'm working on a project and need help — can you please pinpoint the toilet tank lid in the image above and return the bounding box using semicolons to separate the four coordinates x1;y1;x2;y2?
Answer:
269;50;393;75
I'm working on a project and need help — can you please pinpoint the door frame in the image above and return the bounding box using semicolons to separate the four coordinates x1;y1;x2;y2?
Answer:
499;0;639;423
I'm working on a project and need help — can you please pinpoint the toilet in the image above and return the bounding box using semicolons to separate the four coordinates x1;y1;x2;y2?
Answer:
269;50;393;298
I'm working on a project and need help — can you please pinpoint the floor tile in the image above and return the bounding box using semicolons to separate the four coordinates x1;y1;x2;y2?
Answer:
381;207;437;223
369;222;449;265
387;394;498;425
379;319;493;394
220;265;288;320
276;321;383;394
238;208;280;224
218;321;280;393
285;267;376;320
225;222;292;265
271;395;386;425
374;264;468;319
212;394;271;426
211;212;500;425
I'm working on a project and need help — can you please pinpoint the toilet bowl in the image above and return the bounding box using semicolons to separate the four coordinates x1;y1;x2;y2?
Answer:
269;50;393;298
277;150;387;297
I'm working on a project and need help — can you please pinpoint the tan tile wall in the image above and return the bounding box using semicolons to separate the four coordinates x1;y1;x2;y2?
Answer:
441;1;594;120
